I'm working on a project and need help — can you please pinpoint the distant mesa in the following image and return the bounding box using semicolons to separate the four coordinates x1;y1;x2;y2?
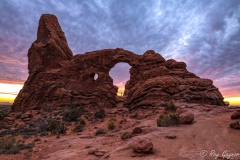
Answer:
11;14;225;111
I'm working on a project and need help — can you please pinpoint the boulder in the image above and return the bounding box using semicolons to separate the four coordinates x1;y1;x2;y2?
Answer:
130;127;142;137
231;111;240;119
180;112;194;124
132;137;153;153
230;121;240;129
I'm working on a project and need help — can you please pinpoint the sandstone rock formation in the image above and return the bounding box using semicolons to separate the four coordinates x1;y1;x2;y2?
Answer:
11;14;225;112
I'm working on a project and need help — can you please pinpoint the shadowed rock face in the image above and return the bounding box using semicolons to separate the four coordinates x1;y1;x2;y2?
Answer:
11;14;225;111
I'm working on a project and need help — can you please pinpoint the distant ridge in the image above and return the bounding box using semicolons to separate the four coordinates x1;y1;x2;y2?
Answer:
0;102;12;106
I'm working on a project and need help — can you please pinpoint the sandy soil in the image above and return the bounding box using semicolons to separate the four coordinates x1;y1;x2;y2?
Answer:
1;103;240;160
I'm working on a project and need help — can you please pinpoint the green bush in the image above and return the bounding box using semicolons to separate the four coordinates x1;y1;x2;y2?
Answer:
47;119;66;134
108;118;115;130
94;109;106;119
0;135;15;150
0;111;7;121
18;127;37;136
62;105;84;122
0;135;34;154
164;101;177;111
95;128;106;135
157;113;180;127
121;131;129;140
74;119;86;132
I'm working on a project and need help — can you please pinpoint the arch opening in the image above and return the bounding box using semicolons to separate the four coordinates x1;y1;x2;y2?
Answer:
109;62;131;96
90;73;98;81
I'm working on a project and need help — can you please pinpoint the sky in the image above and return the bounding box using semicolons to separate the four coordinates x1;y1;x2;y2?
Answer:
0;0;239;105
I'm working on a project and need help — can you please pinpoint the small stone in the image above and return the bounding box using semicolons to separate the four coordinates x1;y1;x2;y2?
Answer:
17;122;26;129
175;108;181;114
94;151;105;157
88;148;98;154
165;135;176;139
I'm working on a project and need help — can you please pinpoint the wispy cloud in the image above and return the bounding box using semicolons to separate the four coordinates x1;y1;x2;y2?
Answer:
0;0;239;97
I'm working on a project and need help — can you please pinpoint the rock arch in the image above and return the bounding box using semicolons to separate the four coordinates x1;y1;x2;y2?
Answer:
11;14;225;112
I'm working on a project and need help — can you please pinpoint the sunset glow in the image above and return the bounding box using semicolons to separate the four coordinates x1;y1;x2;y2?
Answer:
0;82;239;106
0;83;23;103
224;97;240;106
117;87;125;96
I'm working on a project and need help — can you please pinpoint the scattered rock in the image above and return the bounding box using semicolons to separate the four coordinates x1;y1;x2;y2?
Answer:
175;108;182;114
94;151;105;157
130;127;142;137
121;132;131;140
4;116;15;125
203;107;211;112
231;111;240;119
21;111;33;121
17;122;26;129
132;137;153;153
180;112;194;124
165;135;177;139
88;148;105;157
229;121;240;129
88;148;99;155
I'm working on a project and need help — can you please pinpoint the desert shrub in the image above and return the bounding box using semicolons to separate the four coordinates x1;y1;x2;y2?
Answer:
16;143;34;150
0;129;18;137
44;105;53;112
18;127;37;135
224;101;230;106
23;135;31;139
0;135;34;154
62;105;84;122
121;131;129;140
4;147;20;154
108;118;115;130
0;135;15;150
95;128;106;135
47;119;66;134
157;113;180;127
0;112;7;121
164;101;177;111
94;109;106;119
54;112;59;116
34;138;41;142
33;118;48;133
40;132;48;137
74;119;86;132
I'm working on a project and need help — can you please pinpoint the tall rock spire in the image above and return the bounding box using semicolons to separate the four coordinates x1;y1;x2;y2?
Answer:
28;14;73;74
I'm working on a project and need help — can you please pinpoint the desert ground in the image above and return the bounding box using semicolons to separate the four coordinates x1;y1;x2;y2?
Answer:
1;98;240;160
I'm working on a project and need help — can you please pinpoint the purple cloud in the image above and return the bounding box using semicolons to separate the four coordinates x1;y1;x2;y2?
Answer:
0;0;239;97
